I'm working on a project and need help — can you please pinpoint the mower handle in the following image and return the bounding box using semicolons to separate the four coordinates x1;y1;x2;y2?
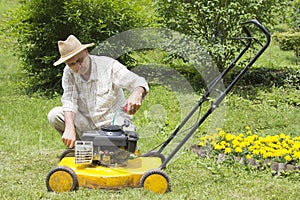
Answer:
242;19;271;45
157;19;271;170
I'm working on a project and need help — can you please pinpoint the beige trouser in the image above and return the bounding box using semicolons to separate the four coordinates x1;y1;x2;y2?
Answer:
47;106;97;139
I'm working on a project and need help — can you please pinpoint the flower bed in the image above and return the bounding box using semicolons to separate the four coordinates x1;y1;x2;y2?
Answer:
193;126;300;175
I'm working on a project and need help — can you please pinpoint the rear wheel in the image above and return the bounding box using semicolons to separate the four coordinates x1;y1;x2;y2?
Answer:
46;166;78;192
140;169;171;194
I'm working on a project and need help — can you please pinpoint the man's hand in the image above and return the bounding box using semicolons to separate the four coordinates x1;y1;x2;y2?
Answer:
62;111;76;148
62;127;76;148
126;86;146;115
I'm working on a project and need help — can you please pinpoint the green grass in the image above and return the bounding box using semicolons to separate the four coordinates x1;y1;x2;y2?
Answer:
1;1;300;199
255;39;297;68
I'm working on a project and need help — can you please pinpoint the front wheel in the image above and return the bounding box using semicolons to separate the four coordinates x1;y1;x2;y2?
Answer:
46;166;78;192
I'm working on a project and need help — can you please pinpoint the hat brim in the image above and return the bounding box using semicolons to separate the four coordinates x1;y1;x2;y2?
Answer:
53;43;94;66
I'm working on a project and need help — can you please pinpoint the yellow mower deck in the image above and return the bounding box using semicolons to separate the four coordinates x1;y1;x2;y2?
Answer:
47;156;170;193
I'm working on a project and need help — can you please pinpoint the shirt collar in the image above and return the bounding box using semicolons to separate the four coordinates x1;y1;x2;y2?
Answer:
73;55;97;82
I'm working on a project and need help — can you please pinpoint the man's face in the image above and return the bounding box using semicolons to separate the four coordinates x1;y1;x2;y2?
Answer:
65;50;89;74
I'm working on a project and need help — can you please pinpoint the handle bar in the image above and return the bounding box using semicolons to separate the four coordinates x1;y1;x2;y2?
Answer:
156;20;271;169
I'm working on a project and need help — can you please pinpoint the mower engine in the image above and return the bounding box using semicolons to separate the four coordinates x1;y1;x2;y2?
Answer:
75;125;138;166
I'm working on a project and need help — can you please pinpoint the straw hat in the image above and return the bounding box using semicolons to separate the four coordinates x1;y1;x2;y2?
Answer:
53;35;94;66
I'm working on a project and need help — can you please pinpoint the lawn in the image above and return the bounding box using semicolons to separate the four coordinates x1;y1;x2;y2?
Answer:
1;1;300;200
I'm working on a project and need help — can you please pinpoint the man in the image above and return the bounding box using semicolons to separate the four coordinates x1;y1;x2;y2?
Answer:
48;35;149;148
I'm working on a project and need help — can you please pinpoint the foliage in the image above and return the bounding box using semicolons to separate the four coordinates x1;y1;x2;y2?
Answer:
273;32;300;65
286;0;300;31
4;0;159;96
225;65;300;89
156;0;287;70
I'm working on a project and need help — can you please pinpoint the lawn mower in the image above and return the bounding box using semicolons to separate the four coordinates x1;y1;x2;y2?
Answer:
46;20;270;194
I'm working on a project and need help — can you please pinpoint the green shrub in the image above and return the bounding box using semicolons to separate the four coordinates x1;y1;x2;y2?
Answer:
273;32;300;65
4;0;158;96
287;0;300;31
224;65;300;90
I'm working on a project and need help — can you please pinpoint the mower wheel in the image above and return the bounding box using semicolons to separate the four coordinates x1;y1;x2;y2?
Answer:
140;169;171;194
46;166;78;192
141;151;166;163
59;149;75;161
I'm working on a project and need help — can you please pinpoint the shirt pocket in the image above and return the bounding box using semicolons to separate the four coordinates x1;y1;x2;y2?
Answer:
96;84;116;110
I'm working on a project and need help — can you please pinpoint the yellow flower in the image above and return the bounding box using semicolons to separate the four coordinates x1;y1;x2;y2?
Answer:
219;130;226;138
225;148;231;154
252;150;260;155
279;133;286;139
285;155;292;162
235;147;243;153
294;136;300;141
293;152;300;159
240;141;249;148
293;141;300;150
232;140;240;148
246;154;252;159
225;133;234;141
216;128;222;132
220;141;229;148
199;136;206;141
263;151;273;158
214;143;223;150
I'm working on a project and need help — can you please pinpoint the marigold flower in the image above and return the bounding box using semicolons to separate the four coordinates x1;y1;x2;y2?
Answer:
214;143;223;150
225;134;233;141
285;155;292;162
199;142;204;146
293;142;300;150
252;150;259;155
235;147;243;153
225;148;231;154
293;152;300;159
279;133;286;139
219;130;226;138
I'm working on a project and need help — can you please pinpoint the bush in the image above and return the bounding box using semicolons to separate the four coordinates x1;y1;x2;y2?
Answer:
287;0;300;31
224;65;300;90
273;32;300;65
5;0;158;96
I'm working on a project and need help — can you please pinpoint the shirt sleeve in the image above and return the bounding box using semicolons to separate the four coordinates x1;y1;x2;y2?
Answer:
111;60;149;93
61;66;78;113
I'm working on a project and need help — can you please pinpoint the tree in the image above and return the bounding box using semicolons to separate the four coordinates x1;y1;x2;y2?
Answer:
5;0;158;95
287;0;300;31
157;0;286;70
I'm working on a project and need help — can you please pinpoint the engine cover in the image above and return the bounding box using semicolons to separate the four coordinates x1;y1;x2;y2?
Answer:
76;125;138;166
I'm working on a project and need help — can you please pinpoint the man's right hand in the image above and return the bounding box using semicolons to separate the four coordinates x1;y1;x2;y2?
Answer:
62;127;76;148
62;111;76;148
